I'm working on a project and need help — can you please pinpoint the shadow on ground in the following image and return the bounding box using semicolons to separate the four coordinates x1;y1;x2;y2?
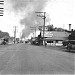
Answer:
44;45;75;53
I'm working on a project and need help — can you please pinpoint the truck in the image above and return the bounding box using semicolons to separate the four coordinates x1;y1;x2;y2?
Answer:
31;37;43;45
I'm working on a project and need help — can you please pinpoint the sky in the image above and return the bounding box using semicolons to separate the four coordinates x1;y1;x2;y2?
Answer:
0;0;74;38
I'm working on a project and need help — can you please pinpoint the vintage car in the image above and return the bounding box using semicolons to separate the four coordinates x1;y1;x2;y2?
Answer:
0;38;9;45
63;40;75;51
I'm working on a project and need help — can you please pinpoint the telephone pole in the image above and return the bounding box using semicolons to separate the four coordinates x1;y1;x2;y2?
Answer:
13;26;17;44
35;12;46;45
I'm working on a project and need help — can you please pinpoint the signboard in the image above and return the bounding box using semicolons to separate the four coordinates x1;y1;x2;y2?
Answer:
41;31;53;37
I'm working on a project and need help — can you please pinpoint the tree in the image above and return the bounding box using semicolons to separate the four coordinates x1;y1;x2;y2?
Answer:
47;25;54;31
0;30;10;38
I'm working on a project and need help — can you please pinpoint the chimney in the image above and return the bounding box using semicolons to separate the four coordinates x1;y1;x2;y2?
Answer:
69;24;71;31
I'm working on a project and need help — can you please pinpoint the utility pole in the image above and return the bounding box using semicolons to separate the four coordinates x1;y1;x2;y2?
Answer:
20;32;22;41
13;26;17;44
35;12;46;45
30;27;36;38
34;27;36;38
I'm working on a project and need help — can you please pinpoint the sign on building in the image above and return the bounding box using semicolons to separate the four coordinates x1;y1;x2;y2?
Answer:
41;31;53;37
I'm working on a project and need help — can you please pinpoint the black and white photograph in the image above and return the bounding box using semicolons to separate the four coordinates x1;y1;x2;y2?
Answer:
0;0;74;74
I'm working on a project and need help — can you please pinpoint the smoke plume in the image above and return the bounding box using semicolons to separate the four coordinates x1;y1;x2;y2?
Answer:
9;0;49;38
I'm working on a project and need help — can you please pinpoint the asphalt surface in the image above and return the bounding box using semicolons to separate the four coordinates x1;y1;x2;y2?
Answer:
0;43;75;74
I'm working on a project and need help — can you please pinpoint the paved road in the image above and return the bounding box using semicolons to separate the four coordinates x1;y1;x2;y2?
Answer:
0;43;75;74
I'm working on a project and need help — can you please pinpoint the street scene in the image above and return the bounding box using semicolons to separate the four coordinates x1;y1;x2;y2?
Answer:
0;43;74;74
0;0;75;74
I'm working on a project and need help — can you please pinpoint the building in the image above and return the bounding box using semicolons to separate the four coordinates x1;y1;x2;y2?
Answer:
41;31;70;41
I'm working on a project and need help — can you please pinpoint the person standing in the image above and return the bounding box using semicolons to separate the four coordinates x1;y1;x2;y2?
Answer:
45;41;47;47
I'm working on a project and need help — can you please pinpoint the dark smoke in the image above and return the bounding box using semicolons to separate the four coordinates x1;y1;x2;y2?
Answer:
9;0;49;38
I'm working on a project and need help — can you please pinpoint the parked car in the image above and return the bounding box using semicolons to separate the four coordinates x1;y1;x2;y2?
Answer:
0;38;9;45
1;40;7;45
63;40;75;51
